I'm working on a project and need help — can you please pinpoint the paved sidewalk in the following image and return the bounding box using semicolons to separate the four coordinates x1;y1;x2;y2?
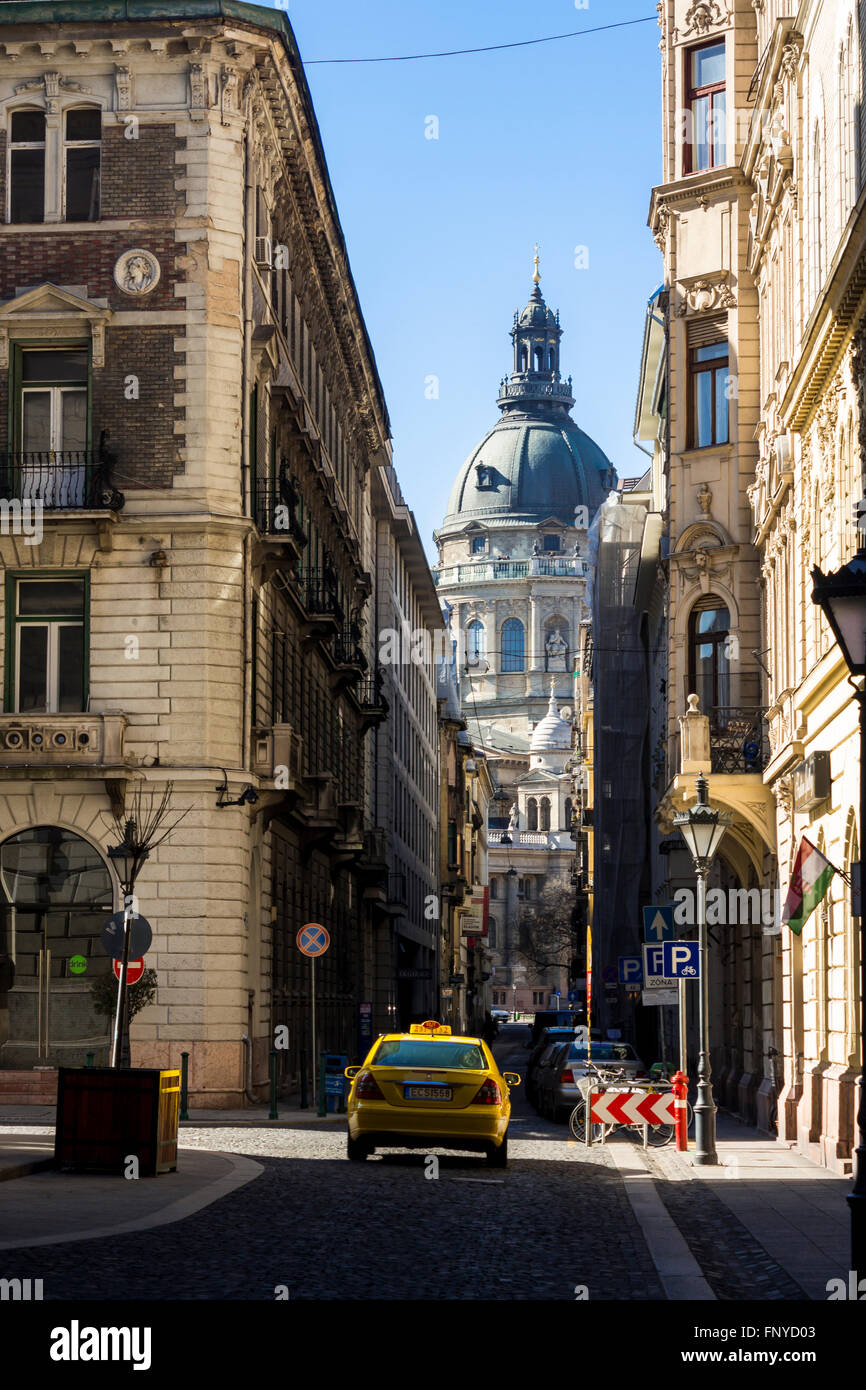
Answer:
0;1136;261;1249
644;1113;851;1300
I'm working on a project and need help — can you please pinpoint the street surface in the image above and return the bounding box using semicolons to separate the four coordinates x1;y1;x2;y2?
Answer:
0;1028;829;1300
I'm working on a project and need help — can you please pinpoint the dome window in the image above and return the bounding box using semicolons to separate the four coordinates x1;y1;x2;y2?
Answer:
542;535;560;552
466;619;486;666
501;618;525;672
470;536;486;554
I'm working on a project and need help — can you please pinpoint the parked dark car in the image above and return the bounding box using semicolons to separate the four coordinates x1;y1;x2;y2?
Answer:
536;1041;647;1123
528;1010;587;1048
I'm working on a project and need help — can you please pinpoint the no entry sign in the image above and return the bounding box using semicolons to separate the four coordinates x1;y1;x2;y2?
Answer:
113;957;145;985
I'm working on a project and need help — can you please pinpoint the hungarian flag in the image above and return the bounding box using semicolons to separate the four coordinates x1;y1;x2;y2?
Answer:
782;837;835;936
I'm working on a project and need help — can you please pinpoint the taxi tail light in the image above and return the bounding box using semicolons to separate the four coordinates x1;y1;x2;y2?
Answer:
355;1070;384;1100
560;1069;575;1084
471;1077;501;1105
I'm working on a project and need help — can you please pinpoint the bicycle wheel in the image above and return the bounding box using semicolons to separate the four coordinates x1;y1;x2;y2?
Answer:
645;1122;676;1147
568;1102;607;1142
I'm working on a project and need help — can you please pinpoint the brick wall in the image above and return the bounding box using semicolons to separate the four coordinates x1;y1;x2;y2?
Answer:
101;124;183;220
94;328;183;486
0;229;177;309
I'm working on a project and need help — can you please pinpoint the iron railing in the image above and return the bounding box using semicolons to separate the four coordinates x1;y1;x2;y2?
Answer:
708;707;769;774
254;474;307;544
298;568;344;622
332;627;368;671
0;447;124;511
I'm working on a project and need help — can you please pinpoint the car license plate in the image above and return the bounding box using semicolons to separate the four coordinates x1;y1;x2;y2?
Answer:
405;1085;452;1101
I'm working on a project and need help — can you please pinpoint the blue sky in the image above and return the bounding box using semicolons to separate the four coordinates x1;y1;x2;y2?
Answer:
279;1;663;556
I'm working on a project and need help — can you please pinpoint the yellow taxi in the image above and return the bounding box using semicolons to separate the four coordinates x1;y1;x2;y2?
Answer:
345;1021;521;1167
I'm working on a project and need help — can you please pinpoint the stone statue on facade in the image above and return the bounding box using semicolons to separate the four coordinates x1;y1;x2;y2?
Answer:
545;627;568;670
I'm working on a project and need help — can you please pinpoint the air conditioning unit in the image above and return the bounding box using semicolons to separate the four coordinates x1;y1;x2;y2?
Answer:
254;236;273;269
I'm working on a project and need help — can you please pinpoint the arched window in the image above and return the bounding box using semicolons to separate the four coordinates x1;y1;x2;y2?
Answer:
533;346;544;371
688;597;730;710
65;107;101;221
501;617;525;672
519;346;528;372
548;347;556;370
466;619;486;665
489;877;498;900
527;798;538;832
540;797;551;831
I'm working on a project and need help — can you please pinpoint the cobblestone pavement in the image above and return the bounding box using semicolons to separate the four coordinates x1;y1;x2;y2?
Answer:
0;1030;826;1301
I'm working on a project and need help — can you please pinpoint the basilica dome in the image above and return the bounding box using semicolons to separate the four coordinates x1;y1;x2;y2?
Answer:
436;265;614;538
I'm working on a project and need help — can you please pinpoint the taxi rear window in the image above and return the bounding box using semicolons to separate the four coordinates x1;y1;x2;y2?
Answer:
373;1039;486;1069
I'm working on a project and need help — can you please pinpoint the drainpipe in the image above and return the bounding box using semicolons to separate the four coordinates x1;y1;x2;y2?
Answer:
241;1033;257;1105
240;122;255;774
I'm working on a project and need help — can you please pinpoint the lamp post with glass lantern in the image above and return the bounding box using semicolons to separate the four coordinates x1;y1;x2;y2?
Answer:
673;773;732;1165
811;547;866;1279
107;819;149;1069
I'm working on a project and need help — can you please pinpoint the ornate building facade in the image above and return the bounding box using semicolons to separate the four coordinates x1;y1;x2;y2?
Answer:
434;265;613;1012
0;1;437;1103
646;0;864;1171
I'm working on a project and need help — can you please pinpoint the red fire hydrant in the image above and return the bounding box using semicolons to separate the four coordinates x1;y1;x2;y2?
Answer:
672;1070;689;1152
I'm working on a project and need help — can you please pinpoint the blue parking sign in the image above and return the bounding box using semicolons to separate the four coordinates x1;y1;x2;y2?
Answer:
618;955;643;986
662;941;700;978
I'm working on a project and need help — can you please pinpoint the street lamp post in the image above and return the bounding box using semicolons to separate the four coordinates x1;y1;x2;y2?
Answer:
673;774;732;1166
107;819;149;1070
812;546;866;1279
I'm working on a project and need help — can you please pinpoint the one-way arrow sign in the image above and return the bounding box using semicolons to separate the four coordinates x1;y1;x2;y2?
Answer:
643;904;676;942
589;1090;677;1126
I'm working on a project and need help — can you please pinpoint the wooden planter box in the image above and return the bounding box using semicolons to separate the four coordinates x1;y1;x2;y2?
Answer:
55;1067;180;1175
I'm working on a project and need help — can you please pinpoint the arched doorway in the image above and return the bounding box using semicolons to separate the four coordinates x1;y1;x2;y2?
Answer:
0;827;115;1069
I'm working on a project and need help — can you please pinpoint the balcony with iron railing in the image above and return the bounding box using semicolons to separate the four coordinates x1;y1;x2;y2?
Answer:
496;376;575;407
0;444;124;512
434;556;585;586
254;474;308;549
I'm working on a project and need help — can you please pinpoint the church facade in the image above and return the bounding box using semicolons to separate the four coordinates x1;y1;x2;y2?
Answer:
433;263;614;1012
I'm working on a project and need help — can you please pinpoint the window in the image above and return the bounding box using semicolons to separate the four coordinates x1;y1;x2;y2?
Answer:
447;820;458;867
466;619;486;665
470;536;486;554
64;108;100;221
501;617;525;672
542;534;560;552
688;338;729;447
10;109;45;222
6;576;87;713
685;42;726;174
540;798;551;831
16;349;89;507
489;878;498;900
488;917;497;950
527;797;538;831
688;598;731;711
532;990;544;1006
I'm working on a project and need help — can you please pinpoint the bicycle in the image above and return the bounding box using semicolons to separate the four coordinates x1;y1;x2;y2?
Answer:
568;1063;694;1147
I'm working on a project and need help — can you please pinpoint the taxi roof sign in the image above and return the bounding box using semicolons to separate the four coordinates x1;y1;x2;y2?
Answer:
409;1021;451;1035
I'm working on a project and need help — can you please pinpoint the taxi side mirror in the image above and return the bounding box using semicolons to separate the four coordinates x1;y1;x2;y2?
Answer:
344;1066;360;1080
502;1072;521;1086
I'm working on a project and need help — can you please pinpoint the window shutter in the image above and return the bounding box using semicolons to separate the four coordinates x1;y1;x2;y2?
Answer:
687;313;727;348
